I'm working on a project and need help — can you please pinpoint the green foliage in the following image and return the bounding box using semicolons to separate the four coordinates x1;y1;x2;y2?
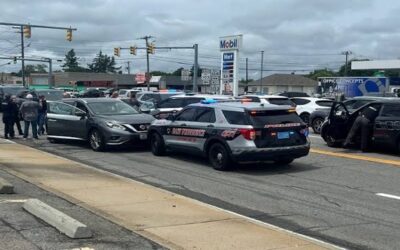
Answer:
87;51;121;73
150;71;171;76
61;49;84;72
307;69;336;80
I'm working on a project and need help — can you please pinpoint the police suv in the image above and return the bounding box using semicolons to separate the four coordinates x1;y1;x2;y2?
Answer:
148;99;310;170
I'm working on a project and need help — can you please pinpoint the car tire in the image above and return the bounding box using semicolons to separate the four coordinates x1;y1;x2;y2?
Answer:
300;113;310;125
150;132;166;156
311;117;324;134
89;129;105;151
274;158;294;166
208;143;232;171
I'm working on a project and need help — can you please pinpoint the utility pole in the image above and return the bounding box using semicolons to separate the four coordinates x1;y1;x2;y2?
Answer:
126;61;131;74
20;26;25;87
342;51;352;76
245;57;248;93
139;35;153;91
193;44;198;92
260;51;264;94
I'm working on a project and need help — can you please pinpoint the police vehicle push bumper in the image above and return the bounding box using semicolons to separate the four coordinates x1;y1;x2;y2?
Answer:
230;141;310;162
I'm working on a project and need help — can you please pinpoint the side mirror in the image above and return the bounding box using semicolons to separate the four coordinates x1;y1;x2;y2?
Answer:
75;110;86;117
166;113;177;121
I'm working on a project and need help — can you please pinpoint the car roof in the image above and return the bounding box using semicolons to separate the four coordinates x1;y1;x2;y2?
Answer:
171;94;234;99
190;101;293;111
291;97;332;101
71;98;123;103
243;94;288;99
350;96;398;100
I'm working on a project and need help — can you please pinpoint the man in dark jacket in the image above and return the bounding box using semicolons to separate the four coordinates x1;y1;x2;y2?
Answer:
2;94;14;139
37;95;47;135
344;104;381;151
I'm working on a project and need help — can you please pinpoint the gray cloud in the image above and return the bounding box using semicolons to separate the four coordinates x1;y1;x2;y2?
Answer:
1;0;400;78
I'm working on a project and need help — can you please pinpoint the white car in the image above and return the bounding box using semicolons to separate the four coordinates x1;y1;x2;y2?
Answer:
118;89;140;98
290;97;333;124
242;94;295;106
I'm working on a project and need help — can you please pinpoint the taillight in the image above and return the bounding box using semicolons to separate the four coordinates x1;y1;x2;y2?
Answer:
239;128;256;140
300;128;309;137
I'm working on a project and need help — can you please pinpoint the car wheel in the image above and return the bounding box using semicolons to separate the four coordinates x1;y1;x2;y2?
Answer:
89;129;105;151
151;132;166;156
311;117;324;134
208;143;232;171
274;158;294;166
300;113;310;125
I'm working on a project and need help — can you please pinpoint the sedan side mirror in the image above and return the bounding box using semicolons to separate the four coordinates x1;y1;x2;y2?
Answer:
75;110;87;117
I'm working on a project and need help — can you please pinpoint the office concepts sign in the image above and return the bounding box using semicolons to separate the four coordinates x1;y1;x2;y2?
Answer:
219;35;242;96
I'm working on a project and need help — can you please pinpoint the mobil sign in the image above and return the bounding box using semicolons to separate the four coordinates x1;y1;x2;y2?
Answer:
219;35;242;51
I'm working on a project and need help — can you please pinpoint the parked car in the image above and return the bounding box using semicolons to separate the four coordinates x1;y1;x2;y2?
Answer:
47;98;155;151
321;100;400;153
290;97;333;124
148;99;310;170
310;96;392;134
141;94;234;119
278;92;310;98
118;89;141;99
0;85;26;111
35;89;64;101
136;90;183;105
241;94;295;106
78;88;105;98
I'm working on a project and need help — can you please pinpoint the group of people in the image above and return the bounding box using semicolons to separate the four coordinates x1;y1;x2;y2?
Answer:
2;94;47;140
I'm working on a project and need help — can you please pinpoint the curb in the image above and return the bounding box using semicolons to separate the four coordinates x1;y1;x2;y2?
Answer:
0;177;14;194
23;198;92;239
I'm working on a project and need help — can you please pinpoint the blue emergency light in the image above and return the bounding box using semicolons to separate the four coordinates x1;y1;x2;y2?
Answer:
201;99;218;104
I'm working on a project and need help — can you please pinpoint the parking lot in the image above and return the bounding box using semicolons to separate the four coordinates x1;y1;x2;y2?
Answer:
3;130;397;250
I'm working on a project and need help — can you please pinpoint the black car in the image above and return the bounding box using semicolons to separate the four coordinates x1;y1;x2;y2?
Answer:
35;89;64;101
79;88;105;98
321;100;400;153
310;96;395;134
47;98;155;151
0;85;26;110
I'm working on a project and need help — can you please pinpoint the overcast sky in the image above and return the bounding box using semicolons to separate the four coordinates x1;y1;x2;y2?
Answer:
1;0;400;79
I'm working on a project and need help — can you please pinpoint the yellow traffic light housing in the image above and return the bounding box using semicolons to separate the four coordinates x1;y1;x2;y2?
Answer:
147;43;155;54
66;29;72;42
114;47;121;57
23;26;31;39
130;46;137;55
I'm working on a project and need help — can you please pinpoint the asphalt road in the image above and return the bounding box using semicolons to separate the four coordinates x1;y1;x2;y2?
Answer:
9;133;400;250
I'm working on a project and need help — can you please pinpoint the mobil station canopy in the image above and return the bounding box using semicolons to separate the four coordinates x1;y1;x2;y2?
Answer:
352;60;400;70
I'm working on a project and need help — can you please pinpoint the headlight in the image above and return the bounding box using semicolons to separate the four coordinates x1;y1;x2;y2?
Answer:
105;121;126;130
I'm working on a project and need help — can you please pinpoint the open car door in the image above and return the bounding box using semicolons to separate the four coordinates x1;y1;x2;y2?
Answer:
321;102;352;147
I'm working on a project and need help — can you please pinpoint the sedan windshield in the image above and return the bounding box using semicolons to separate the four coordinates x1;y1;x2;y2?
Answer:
87;101;139;115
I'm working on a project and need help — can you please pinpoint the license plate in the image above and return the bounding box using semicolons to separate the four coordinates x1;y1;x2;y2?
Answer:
277;131;289;139
139;133;147;140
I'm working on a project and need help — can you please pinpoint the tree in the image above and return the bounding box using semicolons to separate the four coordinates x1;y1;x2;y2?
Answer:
190;65;203;77
16;64;47;76
307;68;336;80
87;51;121;73
150;70;171;76
62;49;80;72
171;67;184;76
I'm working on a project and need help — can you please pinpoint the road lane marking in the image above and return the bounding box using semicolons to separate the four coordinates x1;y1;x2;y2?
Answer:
376;193;400;201
310;148;400;167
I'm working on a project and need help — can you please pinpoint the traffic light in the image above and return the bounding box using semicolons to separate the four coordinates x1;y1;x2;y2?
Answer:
114;47;121;57
66;29;72;42
23;26;31;39
130;46;137;55
147;43;155;54
13;57;17;64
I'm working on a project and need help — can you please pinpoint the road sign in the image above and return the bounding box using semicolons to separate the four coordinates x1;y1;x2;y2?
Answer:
181;69;191;81
219;35;242;96
201;69;211;85
135;72;146;84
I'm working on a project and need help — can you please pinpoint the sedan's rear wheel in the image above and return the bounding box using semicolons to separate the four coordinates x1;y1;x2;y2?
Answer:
300;113;310;125
208;143;232;171
89;129;105;151
311;117;324;134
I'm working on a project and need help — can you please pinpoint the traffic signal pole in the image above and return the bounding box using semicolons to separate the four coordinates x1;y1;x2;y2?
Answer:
0;22;77;88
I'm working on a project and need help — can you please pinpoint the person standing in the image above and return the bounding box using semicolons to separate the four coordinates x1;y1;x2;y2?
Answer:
19;94;40;139
12;95;23;135
37;95;47;135
2;94;14;139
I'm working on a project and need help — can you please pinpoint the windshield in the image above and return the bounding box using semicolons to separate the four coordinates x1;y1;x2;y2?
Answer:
87;101;139;115
36;90;64;101
248;110;303;127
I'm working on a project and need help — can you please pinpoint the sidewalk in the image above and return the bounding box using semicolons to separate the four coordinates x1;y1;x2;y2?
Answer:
0;138;342;250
